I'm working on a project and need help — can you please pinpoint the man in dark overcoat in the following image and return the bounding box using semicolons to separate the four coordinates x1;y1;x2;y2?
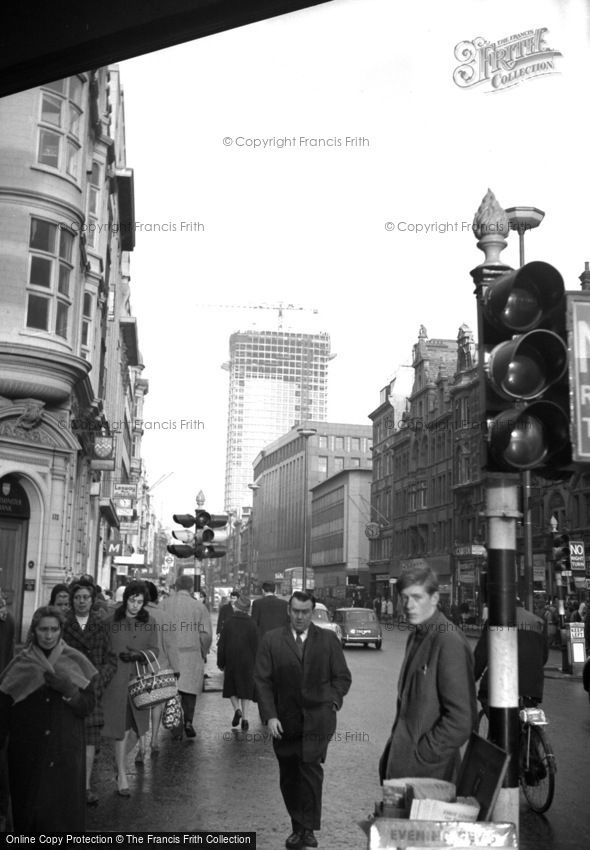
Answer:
379;565;476;783
254;591;351;850
251;581;289;637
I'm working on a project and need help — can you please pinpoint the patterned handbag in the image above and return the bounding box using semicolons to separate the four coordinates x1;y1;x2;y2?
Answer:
162;693;184;730
128;650;178;710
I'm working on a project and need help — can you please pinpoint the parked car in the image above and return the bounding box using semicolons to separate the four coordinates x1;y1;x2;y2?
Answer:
333;607;382;649
312;602;342;641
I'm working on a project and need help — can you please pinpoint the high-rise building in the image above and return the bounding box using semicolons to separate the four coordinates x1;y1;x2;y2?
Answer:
223;329;330;515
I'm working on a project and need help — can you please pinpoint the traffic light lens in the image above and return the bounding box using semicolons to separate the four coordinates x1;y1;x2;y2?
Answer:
504;349;544;398
503;287;541;332
503;414;546;468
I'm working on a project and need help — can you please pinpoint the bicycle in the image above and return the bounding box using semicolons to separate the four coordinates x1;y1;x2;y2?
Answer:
477;700;556;814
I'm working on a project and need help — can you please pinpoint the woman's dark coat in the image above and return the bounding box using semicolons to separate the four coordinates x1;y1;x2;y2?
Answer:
62;610;117;738
0;682;94;832
217;611;259;699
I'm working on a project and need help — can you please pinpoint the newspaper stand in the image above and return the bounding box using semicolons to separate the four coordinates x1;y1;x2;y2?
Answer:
367;735;517;850
561;622;586;675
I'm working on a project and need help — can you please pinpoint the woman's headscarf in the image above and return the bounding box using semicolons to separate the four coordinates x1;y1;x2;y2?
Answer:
0;606;97;704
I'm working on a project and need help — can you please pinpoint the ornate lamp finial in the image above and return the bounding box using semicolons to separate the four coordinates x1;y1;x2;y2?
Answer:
472;189;510;265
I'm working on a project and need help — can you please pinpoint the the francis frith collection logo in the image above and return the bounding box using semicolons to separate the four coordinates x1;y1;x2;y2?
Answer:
453;27;562;91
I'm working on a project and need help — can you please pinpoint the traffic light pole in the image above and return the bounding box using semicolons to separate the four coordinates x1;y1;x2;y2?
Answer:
471;191;520;832
485;478;520;829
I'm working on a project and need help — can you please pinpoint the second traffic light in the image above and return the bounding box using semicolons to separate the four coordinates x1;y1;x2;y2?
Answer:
552;532;571;571
478;261;572;476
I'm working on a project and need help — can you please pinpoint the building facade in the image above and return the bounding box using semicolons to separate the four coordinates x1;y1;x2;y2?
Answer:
310;467;372;605
251;421;372;585
223;329;331;516
369;311;590;621
0;66;150;638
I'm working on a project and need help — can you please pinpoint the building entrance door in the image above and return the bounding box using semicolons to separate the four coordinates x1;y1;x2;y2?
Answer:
0;517;28;630
0;476;31;635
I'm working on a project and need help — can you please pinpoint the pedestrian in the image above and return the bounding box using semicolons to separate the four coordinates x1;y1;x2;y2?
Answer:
141;580;180;756
251;581;289;637
217;594;258;731
62;581;117;805
161;575;212;738
474;597;548;709
379;565;476;783
0;605;97;832
254;591;351;850
385;597;394;624
373;595;382;622
49;583;71;616
216;589;239;638
101;581;159;796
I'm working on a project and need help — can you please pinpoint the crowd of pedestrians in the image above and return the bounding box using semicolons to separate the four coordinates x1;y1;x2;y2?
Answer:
0;567;585;845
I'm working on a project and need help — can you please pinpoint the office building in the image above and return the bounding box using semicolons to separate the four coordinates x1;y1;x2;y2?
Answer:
223;328;330;515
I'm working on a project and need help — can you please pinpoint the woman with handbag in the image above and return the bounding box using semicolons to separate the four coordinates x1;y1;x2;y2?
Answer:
0;605;97;832
101;581;159;796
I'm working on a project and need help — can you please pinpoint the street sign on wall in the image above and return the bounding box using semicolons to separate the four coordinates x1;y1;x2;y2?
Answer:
569;293;590;461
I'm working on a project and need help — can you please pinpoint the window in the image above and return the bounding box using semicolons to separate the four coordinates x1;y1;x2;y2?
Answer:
318;435;328;449
318;456;328;480
334;436;344;451
334;457;344;472
81;292;93;352
37;77;84;179
86;161;102;249
351;437;360;451
26;218;75;339
350;457;360;467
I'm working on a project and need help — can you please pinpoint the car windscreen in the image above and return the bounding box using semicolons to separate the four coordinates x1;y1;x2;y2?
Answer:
344;611;376;624
312;610;329;622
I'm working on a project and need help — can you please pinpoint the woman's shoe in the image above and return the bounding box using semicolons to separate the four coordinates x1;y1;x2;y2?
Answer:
231;709;242;728
241;718;249;732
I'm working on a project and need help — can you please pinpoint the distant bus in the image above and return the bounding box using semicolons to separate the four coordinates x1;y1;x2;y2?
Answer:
279;568;315;596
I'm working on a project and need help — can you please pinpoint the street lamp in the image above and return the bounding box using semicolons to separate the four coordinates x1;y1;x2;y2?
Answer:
248;483;260;593
297;426;317;592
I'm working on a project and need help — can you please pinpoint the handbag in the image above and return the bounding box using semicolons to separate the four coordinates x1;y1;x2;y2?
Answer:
128;650;178;710
162;693;184;730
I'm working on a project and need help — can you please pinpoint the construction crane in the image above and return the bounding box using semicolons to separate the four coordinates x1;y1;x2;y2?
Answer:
199;302;319;330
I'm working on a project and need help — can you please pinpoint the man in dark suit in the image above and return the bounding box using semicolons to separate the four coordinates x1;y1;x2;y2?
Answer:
254;591;351;850
251;581;288;637
379;565;476;783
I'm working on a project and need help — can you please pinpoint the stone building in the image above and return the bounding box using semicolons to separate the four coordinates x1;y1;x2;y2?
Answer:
0;66;149;638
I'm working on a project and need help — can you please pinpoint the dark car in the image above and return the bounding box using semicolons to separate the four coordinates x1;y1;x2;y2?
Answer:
333;607;382;650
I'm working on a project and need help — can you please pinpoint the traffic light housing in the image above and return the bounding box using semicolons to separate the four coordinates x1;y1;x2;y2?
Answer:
478;261;572;476
552;532;571;571
167;510;229;560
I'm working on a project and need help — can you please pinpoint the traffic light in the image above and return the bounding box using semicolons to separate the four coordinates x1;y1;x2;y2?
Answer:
167;510;229;560
478;261;572;476
167;513;196;559
195;511;228;559
552;532;571;572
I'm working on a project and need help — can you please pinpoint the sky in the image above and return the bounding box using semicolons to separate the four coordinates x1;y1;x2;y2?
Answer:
117;0;590;524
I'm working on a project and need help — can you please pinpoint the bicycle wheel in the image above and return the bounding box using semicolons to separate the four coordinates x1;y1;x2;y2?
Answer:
477;708;490;740
519;724;556;814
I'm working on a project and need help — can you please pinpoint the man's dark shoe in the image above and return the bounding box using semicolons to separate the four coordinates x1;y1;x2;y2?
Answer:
302;830;318;848
184;722;196;738
285;832;303;850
